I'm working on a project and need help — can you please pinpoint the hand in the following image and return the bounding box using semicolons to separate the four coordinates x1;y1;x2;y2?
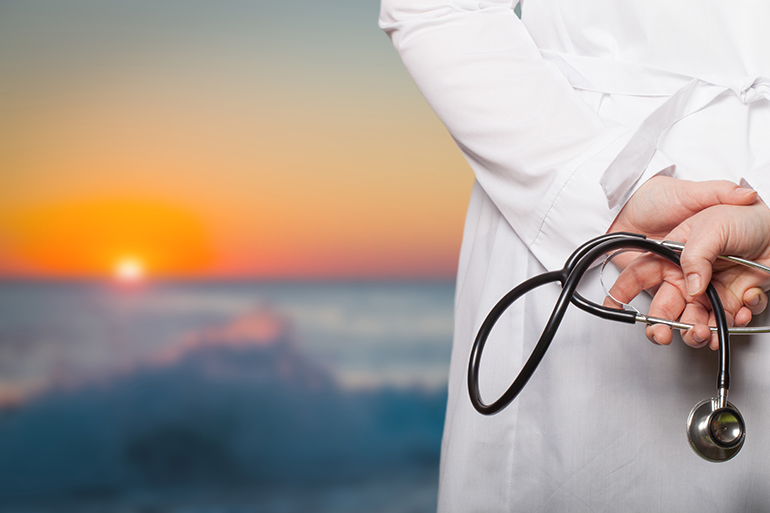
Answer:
607;176;757;269
675;201;770;297
607;200;770;349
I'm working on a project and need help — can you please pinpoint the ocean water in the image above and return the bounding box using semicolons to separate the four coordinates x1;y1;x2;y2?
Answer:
0;280;455;512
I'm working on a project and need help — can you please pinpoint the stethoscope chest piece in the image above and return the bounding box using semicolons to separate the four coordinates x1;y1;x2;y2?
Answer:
687;398;746;462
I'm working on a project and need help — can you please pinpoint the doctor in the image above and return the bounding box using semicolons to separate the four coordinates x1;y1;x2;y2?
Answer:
381;0;770;511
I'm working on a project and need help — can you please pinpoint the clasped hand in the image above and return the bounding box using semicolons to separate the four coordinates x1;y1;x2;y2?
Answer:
606;176;770;350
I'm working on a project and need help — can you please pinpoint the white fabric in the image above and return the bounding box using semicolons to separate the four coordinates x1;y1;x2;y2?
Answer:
380;1;770;511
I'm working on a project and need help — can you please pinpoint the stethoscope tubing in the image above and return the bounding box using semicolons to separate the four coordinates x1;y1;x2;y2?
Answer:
468;232;730;416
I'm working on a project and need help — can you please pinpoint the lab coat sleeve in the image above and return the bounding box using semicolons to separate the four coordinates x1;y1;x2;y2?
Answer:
379;0;671;271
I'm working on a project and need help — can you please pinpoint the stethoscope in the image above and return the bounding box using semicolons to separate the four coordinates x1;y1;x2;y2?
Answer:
468;232;770;462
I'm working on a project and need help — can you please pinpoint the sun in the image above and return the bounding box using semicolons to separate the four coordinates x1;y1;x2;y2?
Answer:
115;258;145;282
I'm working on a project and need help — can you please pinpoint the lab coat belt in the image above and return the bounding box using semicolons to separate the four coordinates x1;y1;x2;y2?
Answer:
541;49;770;208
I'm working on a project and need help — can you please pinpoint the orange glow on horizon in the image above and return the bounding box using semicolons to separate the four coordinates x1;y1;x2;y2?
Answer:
0;198;214;278
0;192;467;279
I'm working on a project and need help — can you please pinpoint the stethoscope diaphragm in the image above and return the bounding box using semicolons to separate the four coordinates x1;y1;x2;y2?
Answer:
687;398;746;462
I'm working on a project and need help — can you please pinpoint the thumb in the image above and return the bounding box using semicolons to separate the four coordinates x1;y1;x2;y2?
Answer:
673;180;756;213
672;215;727;297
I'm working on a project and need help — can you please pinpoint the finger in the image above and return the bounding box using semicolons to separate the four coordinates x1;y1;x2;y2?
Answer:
702;304;740;351
679;301;712;348
642;280;689;345
734;306;753;327
646;324;673;346
674;180;757;211
648;280;687;325
670;218;727;298
701;274;761;338
606;253;671;305
743;287;768;315
693;282;742;351
669;201;770;298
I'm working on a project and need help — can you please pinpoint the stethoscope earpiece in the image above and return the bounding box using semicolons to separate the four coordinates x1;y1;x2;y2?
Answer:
686;398;746;462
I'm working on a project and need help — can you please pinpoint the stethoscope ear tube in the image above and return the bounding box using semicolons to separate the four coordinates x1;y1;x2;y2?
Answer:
467;233;742;461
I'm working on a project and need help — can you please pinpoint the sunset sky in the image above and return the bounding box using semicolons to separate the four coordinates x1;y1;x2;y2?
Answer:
0;0;473;280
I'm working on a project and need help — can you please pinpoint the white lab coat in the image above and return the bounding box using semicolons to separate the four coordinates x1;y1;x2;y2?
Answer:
381;1;770;511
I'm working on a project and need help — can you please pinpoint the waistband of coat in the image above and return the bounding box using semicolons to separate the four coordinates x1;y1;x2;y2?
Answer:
540;49;770;101
540;49;770;209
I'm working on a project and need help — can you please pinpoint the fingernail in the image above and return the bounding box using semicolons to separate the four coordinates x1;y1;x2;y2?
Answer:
748;294;761;307
686;274;701;296
693;332;708;344
737;187;756;197
652;335;661;345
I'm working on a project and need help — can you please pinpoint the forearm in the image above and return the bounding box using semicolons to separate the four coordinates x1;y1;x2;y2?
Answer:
380;0;636;270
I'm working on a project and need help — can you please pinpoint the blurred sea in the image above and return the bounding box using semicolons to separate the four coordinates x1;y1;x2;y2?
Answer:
0;281;454;513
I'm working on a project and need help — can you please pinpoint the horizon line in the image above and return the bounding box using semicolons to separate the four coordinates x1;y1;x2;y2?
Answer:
0;275;457;285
